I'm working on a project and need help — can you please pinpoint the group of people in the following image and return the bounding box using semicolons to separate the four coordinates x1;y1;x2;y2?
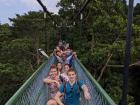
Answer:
43;41;91;105
54;41;77;66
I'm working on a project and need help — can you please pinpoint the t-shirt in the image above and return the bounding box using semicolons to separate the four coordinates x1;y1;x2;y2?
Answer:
47;76;60;98
59;80;84;105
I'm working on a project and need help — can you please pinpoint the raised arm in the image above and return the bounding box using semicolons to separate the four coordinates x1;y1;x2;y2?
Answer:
43;78;56;84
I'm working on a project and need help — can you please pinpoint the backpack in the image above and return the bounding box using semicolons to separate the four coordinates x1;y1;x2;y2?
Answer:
64;80;82;96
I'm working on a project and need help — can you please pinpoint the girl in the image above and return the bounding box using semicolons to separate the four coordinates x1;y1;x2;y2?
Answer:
43;65;60;105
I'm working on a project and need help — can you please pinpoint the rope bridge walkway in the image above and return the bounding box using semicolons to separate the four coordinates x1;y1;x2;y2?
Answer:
5;55;116;105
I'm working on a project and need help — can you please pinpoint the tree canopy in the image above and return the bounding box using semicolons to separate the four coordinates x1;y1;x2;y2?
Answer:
0;1;140;105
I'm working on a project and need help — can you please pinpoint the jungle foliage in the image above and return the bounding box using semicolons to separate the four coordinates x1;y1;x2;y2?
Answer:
0;0;140;105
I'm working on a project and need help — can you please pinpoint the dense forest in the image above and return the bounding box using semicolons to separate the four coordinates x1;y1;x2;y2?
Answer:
0;0;140;105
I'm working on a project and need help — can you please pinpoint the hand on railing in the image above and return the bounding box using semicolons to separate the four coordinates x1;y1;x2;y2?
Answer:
84;91;91;100
82;85;91;100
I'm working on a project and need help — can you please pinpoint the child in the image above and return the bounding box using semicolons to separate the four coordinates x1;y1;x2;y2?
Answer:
43;65;60;105
55;69;91;105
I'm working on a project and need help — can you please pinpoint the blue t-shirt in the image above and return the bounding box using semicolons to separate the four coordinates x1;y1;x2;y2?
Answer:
59;80;84;105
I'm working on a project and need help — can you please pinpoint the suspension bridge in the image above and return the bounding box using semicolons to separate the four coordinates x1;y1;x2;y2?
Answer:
5;0;134;105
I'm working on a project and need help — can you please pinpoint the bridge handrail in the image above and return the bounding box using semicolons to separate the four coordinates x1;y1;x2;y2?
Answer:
5;55;53;105
75;58;116;105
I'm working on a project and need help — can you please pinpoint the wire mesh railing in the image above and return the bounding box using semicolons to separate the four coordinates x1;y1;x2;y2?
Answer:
5;55;116;105
5;55;55;105
73;58;116;105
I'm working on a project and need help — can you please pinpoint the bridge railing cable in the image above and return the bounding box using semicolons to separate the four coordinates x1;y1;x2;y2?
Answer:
5;55;56;105
36;0;58;27
5;55;116;105
74;0;91;20
73;58;116;105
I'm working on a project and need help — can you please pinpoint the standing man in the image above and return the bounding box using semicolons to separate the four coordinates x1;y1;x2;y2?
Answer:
55;69;91;105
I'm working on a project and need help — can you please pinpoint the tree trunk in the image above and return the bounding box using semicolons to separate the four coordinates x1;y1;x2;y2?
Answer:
97;53;113;81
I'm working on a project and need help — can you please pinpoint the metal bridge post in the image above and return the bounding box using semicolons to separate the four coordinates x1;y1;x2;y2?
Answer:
121;0;134;105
